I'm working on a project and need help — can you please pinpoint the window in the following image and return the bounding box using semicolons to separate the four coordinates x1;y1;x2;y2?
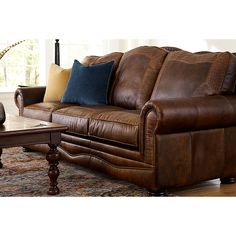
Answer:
59;39;104;68
0;39;40;92
58;39;162;69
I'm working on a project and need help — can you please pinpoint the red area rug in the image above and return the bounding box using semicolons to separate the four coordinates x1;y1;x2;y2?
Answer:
0;147;149;197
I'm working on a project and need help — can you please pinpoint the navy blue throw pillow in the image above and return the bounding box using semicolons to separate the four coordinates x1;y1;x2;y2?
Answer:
61;60;114;105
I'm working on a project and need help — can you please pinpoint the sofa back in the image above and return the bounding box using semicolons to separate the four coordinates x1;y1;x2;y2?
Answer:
82;52;124;104
110;46;168;110
151;50;236;100
82;47;236;110
82;52;123;71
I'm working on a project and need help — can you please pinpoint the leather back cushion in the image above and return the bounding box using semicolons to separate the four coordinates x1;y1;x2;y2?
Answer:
151;50;236;100
111;46;168;110
82;52;123;103
82;52;123;72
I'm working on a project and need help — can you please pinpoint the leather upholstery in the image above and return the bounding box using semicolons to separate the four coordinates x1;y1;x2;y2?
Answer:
224;127;236;177
162;46;182;52
14;45;236;193
52;105;124;136
141;95;236;134
82;52;123;71
23;102;71;122
61;133;142;161
156;128;225;187
82;52;123;104
52;105;140;148
151;50;236;100
112;46;168;109
14;86;46;115
89;109;140;147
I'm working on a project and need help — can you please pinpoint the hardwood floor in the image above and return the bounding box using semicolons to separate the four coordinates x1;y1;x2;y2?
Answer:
171;179;236;196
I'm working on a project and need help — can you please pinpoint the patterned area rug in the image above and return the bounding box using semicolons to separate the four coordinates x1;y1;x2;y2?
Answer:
0;147;150;197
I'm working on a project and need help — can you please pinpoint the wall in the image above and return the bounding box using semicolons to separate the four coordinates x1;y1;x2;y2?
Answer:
205;39;236;52
98;39;236;53
57;39;236;69
155;39;236;52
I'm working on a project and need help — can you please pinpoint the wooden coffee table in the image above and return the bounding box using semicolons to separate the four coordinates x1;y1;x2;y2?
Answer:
0;115;67;195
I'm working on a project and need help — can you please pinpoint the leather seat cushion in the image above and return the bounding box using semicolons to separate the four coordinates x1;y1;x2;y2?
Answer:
23;102;71;121
52;105;125;136
89;110;140;147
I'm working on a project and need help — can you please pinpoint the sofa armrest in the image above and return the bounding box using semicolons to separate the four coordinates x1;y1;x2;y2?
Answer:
14;86;46;115
141;95;236;134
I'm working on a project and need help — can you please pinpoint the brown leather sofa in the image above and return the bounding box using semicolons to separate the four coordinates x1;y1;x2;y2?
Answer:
14;46;236;194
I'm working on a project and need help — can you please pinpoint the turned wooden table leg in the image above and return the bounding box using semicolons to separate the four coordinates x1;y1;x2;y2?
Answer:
0;148;2;168
46;144;60;195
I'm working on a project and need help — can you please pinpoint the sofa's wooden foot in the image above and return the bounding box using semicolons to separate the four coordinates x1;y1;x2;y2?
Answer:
149;189;176;197
22;147;34;152
220;177;236;184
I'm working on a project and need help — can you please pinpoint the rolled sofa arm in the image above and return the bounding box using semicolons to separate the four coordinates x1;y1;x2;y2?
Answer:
14;86;46;115
141;95;236;134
